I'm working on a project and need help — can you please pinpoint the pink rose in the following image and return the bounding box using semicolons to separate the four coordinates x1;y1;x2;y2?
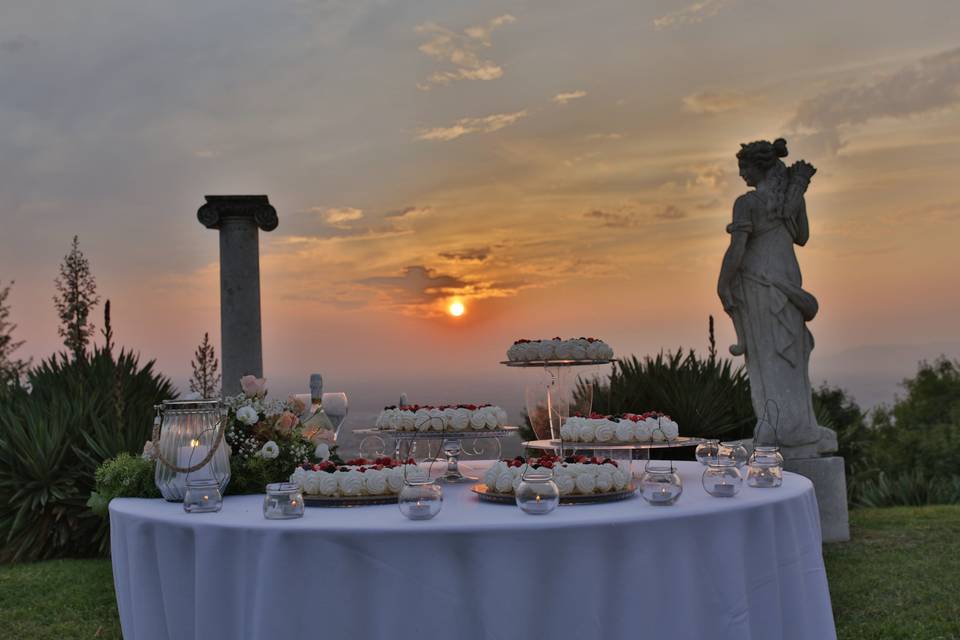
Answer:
240;375;267;398
276;411;298;436
287;395;306;416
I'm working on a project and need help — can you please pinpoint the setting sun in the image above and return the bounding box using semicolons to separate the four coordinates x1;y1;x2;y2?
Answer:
448;300;465;317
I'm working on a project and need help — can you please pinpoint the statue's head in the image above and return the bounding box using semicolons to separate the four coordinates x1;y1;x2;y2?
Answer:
737;138;788;187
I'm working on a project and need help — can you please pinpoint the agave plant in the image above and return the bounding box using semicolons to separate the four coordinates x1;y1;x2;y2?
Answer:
0;346;174;561
580;349;755;441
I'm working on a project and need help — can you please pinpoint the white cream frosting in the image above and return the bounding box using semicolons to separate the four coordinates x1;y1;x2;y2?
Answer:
506;338;614;362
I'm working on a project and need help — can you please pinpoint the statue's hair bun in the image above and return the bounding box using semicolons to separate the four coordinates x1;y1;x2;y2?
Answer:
773;138;789;158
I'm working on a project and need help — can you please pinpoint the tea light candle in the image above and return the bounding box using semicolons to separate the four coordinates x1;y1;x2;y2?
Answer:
519;493;556;514
178;440;214;481
408;500;433;517
650;487;673;503
712;482;736;497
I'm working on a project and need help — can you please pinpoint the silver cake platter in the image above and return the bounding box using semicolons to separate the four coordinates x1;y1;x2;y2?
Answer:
522;436;706;452
472;483;637;505
500;359;613;367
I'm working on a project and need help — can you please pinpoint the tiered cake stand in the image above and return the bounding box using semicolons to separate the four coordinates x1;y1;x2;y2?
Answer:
354;427;519;483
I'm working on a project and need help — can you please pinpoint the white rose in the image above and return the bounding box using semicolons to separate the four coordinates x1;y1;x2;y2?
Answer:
577;421;596;442
651;419;668;442
495;471;514;493
612;467;630;490
451;408;470;431
314;443;330;461
428;408;445;432
364;468;388;495
318;472;339;496
662;419;680;440
538;340;556;360
236;406;259;426
478;407;495;430
522;343;540;361
415;409;431;431
470;409;486;429
259;440;279;460
400;411;416;431
636;418;656;440
495;407;508;426
386;467;404;493
483;464;501;488
340;470;365;496
389;410;402;430
595;468;614;492
575;472;597;494
587;341;605;360
599;343;614;359
568;340;588;360
306;471;327;495
555;473;575;495
595;421;615;442
507;343;524;361
289;467;306;487
614;420;634;442
403;464;429;484
560;421;577;442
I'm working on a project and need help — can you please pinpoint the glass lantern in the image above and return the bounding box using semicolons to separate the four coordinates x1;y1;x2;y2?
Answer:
718;441;749;470
263;483;305;519
747;447;784;488
639;460;682;506
515;465;560;515
701;459;743;497
398;465;443;520
153;400;231;501
695;439;721;466
183;479;222;513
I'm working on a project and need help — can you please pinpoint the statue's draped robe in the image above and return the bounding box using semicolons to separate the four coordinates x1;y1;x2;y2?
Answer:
728;190;820;447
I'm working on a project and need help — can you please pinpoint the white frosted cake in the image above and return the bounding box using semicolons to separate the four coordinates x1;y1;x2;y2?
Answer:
376;404;508;432
290;457;426;498
560;412;680;443
483;454;631;496
506;337;614;362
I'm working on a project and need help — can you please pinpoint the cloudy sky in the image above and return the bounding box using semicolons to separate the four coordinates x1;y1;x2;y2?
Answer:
2;0;959;416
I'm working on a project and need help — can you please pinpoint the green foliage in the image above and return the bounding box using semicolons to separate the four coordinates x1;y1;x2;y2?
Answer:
851;471;960;508
53;235;100;360
584;349;755;441
0;346;174;562
813;383;869;479
0;280;31;386
88;453;160;516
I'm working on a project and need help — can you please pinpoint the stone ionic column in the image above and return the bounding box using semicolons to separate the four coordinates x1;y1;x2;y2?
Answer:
197;195;278;397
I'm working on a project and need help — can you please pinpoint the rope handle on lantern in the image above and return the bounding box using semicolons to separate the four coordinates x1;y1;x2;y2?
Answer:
151;404;227;474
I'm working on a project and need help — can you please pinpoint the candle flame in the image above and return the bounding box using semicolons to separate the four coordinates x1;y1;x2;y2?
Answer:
190;438;200;447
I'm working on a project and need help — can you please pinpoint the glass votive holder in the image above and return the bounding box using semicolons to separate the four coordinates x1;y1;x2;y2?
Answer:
263;482;305;519
719;441;749;469
183;479;222;513
398;481;443;520
695;439;720;466
515;466;560;515
639;465;682;506
747;446;784;488
701;459;743;497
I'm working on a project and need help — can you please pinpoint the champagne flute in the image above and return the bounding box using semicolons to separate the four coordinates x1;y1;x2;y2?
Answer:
322;392;349;440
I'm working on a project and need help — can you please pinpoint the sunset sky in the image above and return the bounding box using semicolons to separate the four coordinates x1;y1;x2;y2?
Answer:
2;0;959;419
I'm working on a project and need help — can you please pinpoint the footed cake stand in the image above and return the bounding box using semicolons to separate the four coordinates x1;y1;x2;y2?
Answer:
354;427;519;483
523;436;705;458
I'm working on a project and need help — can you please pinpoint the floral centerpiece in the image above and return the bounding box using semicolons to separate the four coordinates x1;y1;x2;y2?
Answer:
222;375;340;493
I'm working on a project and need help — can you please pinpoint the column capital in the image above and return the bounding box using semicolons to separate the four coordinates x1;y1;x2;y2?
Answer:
197;195;279;232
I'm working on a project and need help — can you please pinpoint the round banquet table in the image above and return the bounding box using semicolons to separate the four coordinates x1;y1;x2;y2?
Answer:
110;460;836;640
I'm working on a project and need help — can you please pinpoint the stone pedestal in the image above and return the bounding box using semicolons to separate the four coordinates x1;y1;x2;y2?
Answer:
197;195;278;397
785;455;850;543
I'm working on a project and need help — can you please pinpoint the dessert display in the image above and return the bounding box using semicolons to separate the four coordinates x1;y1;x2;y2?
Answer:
289;457;425;498
506;337;614;362
560;412;680;444
481;454;632;497
375;404;509;432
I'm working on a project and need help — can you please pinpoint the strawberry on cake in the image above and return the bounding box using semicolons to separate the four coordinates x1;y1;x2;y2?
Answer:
482;454;631;496
376;404;509;432
289;457;426;497
560;412;680;443
506;337;614;362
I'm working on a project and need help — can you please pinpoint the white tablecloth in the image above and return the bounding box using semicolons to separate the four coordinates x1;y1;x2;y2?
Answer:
110;461;835;640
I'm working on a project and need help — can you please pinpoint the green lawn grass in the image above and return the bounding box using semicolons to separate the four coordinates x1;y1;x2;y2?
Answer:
1;506;958;639
824;505;960;640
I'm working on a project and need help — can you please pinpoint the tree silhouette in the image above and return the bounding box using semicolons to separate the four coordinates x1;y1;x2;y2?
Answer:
0;280;31;385
189;332;220;398
53;236;100;360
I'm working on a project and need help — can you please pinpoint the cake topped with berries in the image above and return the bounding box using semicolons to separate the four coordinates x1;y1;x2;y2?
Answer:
482;453;631;496
289;457;426;497
506;337;614;362
376;404;509;432
560;412;680;444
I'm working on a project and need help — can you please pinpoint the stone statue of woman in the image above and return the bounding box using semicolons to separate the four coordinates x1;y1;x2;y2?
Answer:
718;137;835;458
